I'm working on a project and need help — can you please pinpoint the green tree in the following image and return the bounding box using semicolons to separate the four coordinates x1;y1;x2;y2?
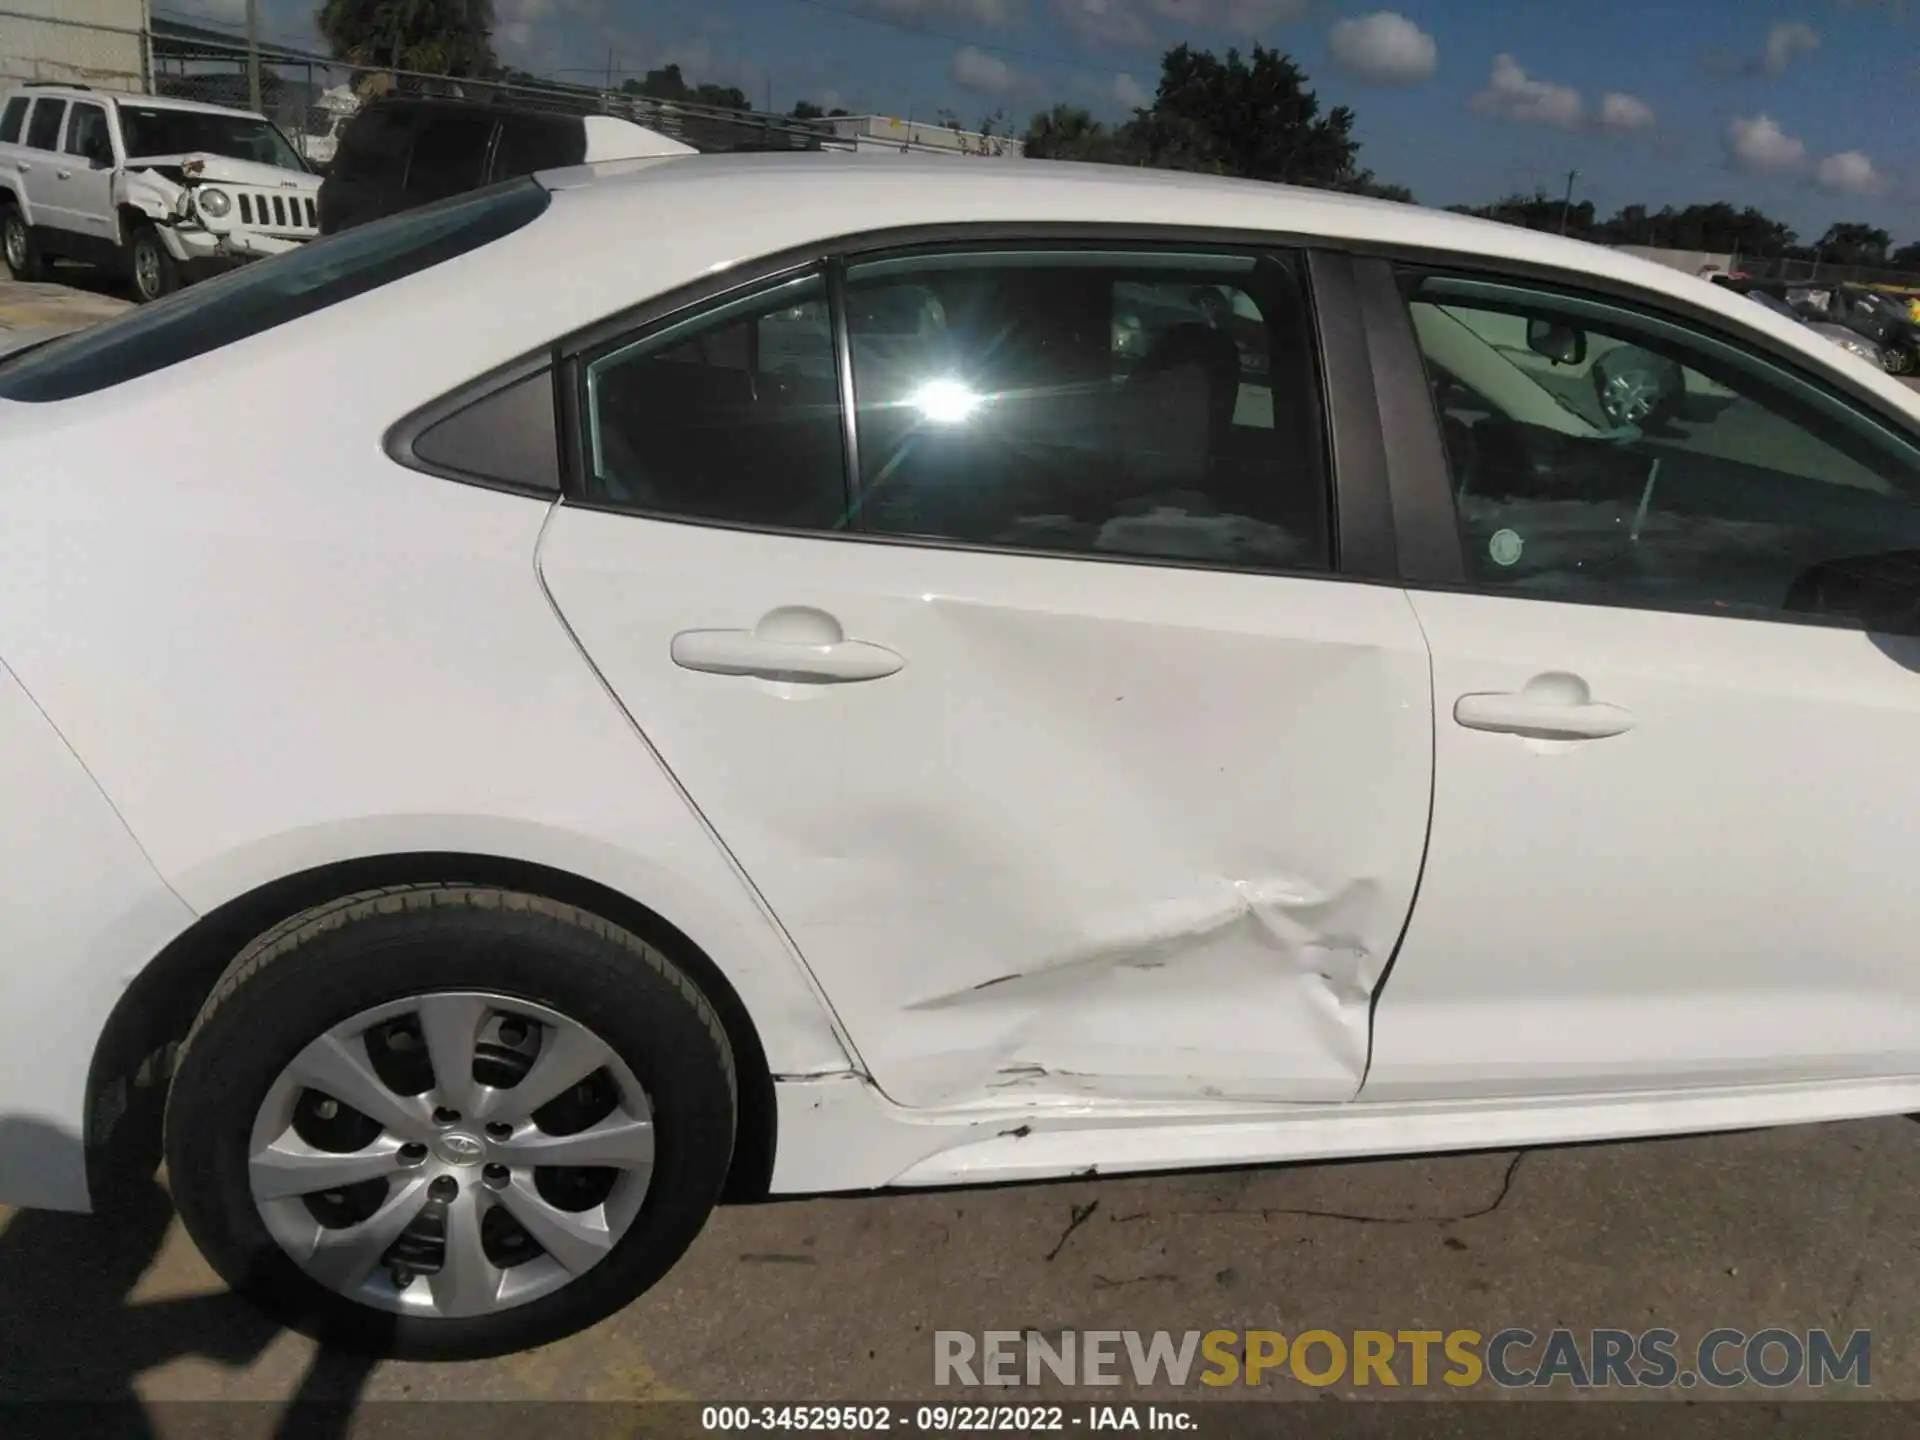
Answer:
1816;222;1893;266
316;0;496;75
1021;46;1394;195
1145;44;1359;185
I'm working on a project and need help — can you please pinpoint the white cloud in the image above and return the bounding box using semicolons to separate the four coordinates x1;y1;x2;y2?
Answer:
952;45;1018;91
1470;53;1583;128
497;0;556;49
1328;12;1438;83
1112;71;1151;106
1597;91;1656;130
1816;149;1885;194
1051;0;1157;47
1762;20;1821;74
1725;113;1811;175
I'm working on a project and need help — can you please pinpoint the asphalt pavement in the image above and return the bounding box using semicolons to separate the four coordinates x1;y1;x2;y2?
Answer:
2;269;1919;1424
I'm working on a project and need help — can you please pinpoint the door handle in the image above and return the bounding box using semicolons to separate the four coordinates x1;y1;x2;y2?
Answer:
671;606;903;684
1454;673;1635;741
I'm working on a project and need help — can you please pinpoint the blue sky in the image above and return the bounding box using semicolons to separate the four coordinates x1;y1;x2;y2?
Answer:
163;0;1920;242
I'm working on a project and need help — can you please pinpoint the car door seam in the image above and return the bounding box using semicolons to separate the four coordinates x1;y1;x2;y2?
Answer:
528;498;873;1078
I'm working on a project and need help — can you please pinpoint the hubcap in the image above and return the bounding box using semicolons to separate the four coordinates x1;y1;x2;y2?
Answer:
248;991;654;1319
4;218;23;270
134;244;160;297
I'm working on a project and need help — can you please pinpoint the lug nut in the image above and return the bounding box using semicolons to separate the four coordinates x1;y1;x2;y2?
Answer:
433;1107;461;1126
313;1097;339;1120
430;1175;459;1200
398;1142;428;1165
387;1030;415;1051
485;1122;512;1140
483;1163;510;1188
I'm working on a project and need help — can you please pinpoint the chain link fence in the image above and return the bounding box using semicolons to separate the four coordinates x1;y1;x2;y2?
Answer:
3;9;848;166
1732;255;1920;295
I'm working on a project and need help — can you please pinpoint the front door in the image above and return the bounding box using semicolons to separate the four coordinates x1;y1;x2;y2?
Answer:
539;241;1436;1109
1363;266;1920;1099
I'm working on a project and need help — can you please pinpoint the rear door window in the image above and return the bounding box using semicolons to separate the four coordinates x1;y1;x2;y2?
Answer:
0;180;549;403
24;99;64;152
0;97;28;145
489;114;584;181
333;103;419;184
405;112;495;201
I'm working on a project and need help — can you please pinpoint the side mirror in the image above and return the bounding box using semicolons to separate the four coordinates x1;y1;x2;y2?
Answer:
1526;317;1586;366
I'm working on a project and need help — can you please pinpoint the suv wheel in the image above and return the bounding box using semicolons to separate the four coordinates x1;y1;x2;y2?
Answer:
127;225;179;302
165;885;739;1359
2;204;42;282
1885;346;1914;376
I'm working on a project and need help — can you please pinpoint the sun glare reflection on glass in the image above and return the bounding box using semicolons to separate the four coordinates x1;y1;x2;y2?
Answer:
907;378;983;424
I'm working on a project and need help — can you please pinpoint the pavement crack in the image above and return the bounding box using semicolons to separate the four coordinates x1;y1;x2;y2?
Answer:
1092;1272;1177;1289
1168;1151;1529;1227
1044;1199;1101;1261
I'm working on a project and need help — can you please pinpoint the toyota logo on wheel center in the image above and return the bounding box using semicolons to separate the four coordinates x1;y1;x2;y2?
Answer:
432;1132;486;1167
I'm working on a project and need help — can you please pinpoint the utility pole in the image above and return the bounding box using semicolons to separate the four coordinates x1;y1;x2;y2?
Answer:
1559;169;1579;235
245;0;262;114
606;47;614;93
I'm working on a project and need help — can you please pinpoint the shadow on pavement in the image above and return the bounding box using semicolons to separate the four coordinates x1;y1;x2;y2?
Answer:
0;1118;375;1438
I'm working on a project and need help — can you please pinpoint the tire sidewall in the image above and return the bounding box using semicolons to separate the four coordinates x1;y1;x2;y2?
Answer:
2;206;38;281
130;229;176;302
166;894;737;1359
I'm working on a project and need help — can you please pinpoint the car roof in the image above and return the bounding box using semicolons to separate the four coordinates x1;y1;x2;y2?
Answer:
5;86;265;122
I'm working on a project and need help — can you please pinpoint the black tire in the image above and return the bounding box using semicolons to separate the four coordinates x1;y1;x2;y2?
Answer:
127;224;180;303
1886;346;1915;377
165;885;738;1359
1;202;42;282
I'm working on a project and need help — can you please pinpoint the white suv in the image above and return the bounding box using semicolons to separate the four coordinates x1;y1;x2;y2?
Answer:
0;83;321;302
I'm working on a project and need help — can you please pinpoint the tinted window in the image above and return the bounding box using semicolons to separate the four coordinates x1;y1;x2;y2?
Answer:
405;113;494;199
409;368;560;493
584;273;847;527
118;105;301;169
24;100;64;151
333;103;420;184
0;181;549;403
490;114;584;180
62;102;109;163
1403;272;1920;627
0;97;27;145
844;249;1327;570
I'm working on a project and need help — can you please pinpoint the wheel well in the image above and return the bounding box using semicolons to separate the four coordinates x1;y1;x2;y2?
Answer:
116;204;148;246
84;852;779;1209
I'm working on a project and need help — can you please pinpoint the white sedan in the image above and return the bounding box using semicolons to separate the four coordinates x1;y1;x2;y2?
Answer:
4;155;1920;1358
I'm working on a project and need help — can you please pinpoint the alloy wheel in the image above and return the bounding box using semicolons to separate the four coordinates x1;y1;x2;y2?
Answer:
134;242;162;301
247;991;655;1319
3;216;24;272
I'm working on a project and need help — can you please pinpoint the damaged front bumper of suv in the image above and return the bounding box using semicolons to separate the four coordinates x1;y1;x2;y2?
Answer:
120;153;320;270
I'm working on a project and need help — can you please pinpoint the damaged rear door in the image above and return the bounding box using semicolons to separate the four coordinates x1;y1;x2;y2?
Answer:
540;239;1434;1109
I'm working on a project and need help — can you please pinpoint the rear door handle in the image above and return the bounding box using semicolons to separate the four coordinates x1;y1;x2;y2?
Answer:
1454;673;1635;740
671;607;903;683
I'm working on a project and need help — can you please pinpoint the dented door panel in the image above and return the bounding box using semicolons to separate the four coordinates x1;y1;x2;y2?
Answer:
540;515;1435;1109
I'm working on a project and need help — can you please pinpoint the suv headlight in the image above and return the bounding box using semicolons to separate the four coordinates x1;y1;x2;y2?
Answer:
196;187;232;219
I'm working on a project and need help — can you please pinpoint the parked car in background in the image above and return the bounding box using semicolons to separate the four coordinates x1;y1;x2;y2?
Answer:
317;97;691;234
0;83;318;301
1739;286;1888;369
7;159;1920;1361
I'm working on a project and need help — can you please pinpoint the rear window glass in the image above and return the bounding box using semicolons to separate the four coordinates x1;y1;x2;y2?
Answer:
334;102;420;182
24;99;64;151
0;180;549;403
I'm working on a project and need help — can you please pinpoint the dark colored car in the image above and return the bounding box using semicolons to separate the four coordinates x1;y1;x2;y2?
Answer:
317;99;595;235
